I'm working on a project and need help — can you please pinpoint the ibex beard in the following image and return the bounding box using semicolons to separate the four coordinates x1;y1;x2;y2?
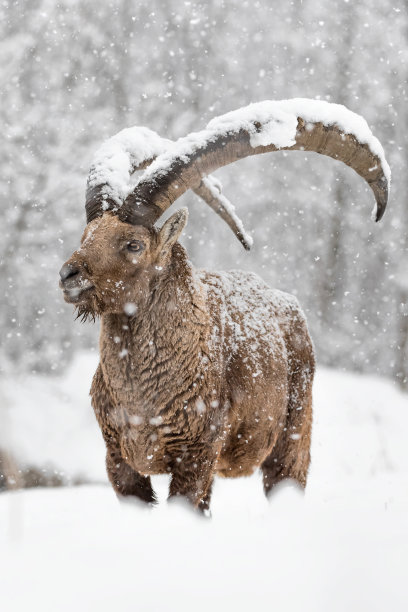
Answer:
60;99;389;513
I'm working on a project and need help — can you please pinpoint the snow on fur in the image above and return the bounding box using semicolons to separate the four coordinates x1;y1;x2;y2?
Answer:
199;269;302;362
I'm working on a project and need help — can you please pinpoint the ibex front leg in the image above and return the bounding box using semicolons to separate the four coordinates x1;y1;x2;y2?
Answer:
168;451;216;513
105;438;157;504
91;365;156;504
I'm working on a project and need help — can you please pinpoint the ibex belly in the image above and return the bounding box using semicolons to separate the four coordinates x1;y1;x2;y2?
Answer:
216;355;289;478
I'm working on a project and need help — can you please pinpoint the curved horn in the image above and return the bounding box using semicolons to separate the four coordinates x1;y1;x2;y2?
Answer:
119;99;390;239
194;176;253;250
85;127;252;249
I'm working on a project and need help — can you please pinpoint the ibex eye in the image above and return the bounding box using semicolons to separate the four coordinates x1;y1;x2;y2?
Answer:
127;240;143;253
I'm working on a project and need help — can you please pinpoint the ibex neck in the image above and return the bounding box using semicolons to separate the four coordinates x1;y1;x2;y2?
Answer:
99;245;209;415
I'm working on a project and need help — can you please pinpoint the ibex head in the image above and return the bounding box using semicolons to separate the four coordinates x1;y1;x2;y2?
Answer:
60;99;390;319
60;207;188;319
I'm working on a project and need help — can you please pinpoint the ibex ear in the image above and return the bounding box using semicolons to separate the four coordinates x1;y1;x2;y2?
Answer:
157;208;188;257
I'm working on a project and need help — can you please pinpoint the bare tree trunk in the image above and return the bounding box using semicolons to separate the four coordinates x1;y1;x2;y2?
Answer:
394;287;408;389
319;5;355;329
320;178;346;325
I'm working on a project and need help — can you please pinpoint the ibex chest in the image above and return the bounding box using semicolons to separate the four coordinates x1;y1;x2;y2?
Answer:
100;372;224;476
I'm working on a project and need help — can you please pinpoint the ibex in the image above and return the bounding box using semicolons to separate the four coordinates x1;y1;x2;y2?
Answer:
60;99;389;512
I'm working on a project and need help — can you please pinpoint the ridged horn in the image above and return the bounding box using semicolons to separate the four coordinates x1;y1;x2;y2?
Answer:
119;99;390;236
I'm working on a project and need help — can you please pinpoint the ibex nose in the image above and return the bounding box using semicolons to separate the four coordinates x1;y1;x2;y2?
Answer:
59;263;79;282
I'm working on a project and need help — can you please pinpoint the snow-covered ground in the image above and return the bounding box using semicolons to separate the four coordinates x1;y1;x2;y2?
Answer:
1;353;407;611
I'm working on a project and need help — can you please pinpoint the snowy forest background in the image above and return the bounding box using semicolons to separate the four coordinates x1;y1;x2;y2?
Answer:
0;0;407;386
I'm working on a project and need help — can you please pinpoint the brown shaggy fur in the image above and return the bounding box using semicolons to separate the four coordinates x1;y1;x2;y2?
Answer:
60;210;315;511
